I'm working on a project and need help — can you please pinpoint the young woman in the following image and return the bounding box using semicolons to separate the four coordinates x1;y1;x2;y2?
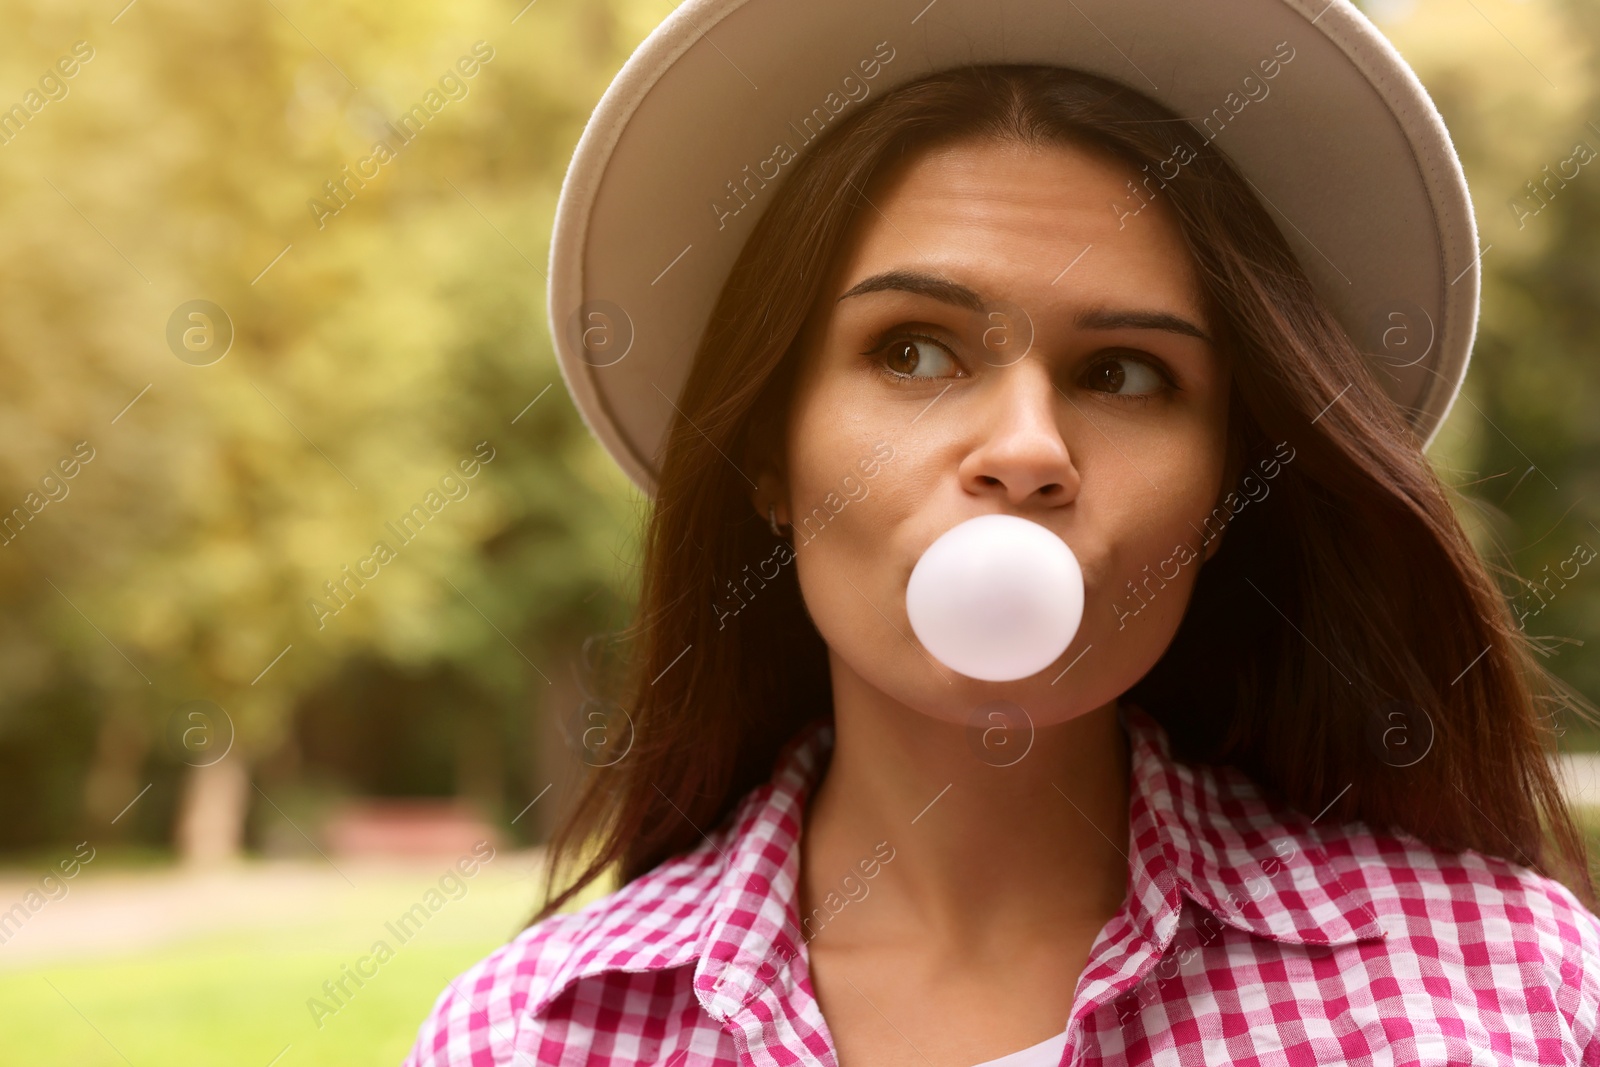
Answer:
405;15;1600;1067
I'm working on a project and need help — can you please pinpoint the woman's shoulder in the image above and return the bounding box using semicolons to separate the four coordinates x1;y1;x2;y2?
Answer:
1121;763;1600;1063
401;845;730;1066
1336;819;1600;949
1169;730;1600;960
400;904;590;1067
1319;819;1600;1054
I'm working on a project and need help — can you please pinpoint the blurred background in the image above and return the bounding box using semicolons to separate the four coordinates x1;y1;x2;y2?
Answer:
0;0;1596;1062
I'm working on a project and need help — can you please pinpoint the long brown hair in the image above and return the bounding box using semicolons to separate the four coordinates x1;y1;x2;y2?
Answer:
531;64;1598;923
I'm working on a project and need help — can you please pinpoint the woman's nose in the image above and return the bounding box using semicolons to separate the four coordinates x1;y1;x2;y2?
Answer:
958;360;1081;507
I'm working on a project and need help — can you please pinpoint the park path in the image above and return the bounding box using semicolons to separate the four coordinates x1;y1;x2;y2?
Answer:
1556;752;1600;808
0;849;548;971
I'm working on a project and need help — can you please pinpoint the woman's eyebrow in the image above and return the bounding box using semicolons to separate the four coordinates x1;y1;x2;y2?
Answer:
1078;306;1213;346
836;268;985;311
836;268;1212;345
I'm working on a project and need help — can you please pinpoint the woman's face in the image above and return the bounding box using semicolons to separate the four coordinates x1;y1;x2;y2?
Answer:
762;136;1235;729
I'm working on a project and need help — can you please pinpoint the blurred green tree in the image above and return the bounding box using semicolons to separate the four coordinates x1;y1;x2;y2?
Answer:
1378;0;1600;742
0;0;662;858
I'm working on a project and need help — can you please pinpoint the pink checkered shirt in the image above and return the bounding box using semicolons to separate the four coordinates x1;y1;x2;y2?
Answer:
403;704;1600;1065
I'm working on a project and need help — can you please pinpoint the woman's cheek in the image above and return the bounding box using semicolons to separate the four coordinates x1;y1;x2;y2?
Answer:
792;541;904;689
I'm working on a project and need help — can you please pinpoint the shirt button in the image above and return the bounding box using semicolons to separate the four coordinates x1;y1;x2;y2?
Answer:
1155;914;1176;941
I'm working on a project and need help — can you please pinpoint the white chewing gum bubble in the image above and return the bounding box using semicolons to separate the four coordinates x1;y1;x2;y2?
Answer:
905;514;1084;682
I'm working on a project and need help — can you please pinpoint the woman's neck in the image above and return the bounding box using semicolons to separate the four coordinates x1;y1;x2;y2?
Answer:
797;660;1132;955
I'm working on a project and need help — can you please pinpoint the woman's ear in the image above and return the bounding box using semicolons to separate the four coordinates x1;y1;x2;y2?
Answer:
753;469;790;533
744;393;791;533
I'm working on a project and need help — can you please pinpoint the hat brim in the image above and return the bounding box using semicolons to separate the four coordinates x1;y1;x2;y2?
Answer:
549;0;1480;499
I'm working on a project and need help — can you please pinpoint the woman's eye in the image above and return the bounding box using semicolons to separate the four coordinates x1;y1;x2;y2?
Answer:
874;335;963;380
1084;353;1170;398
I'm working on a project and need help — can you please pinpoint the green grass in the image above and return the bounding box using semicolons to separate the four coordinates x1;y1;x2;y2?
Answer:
0;852;597;1067
1;934;494;1066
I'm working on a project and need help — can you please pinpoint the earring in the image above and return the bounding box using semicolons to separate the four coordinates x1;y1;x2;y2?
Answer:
769;504;786;538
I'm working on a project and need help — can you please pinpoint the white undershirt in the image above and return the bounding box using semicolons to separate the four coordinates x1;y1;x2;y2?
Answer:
966;1027;1069;1067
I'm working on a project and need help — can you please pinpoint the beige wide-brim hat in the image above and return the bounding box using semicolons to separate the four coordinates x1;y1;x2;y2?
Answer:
548;0;1479;499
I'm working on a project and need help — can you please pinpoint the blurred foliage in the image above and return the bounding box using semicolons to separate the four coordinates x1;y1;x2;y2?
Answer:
1374;0;1600;743
0;0;1596;863
0;0;677;855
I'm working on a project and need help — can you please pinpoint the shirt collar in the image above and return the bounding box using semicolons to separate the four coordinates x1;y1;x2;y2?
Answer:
524;701;1386;1022
520;718;829;1022
1119;702;1388;948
